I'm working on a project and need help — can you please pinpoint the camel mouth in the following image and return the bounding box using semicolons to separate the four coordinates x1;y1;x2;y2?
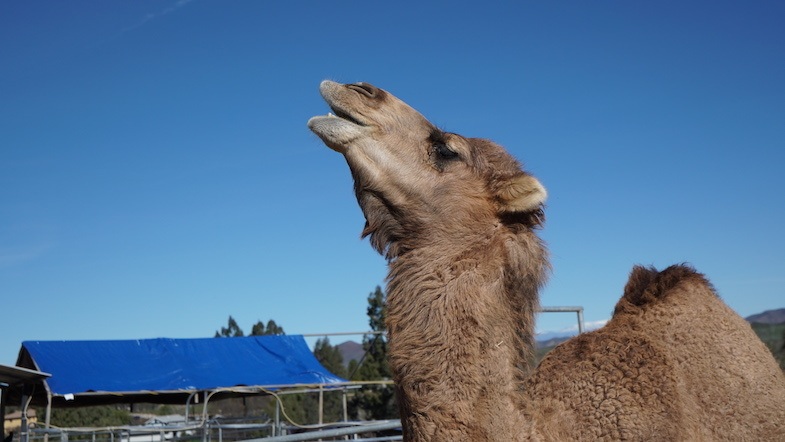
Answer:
319;81;369;127
308;80;370;153
327;105;365;127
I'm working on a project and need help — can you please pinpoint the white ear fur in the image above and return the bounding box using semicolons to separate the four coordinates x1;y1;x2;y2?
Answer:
497;175;547;213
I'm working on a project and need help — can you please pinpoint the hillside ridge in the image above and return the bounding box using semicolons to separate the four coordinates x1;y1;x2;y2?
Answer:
746;308;785;325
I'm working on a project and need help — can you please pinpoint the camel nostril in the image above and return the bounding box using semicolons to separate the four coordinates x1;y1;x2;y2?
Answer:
347;82;378;98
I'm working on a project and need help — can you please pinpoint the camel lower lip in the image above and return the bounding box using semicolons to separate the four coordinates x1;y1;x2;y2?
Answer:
307;115;362;153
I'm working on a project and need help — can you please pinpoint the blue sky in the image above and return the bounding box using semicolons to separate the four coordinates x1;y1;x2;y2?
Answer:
2;1;783;365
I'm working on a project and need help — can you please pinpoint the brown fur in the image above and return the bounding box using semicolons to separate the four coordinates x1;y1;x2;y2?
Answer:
528;264;785;440
308;81;785;441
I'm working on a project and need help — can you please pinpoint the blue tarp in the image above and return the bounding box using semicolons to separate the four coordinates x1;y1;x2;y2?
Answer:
19;335;346;397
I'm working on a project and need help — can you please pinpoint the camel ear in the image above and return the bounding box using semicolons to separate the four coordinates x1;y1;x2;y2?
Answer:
496;175;547;213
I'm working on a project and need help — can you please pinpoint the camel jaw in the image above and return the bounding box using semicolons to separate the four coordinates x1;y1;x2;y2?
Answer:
308;80;371;153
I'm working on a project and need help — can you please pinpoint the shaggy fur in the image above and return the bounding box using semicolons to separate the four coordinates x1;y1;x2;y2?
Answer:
308;81;785;441
527;264;785;440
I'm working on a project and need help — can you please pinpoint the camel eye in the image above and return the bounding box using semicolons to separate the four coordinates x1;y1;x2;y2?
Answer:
429;129;461;169
434;142;460;161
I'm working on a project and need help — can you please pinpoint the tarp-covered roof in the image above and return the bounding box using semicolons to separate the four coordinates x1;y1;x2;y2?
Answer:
16;335;346;406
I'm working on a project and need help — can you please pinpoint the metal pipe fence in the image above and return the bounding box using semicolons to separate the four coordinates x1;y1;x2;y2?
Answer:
27;419;402;442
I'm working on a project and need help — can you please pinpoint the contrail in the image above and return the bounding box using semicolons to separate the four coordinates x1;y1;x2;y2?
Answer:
120;0;196;34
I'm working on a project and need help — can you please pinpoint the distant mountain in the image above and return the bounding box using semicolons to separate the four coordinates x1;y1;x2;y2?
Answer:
536;336;571;348
336;340;365;367
535;319;608;348
746;309;785;325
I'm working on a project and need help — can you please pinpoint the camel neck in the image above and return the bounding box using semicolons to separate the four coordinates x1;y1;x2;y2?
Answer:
385;231;545;440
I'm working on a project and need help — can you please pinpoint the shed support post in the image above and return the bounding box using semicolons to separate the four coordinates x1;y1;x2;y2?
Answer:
274;400;280;436
19;393;29;442
342;388;348;422
44;392;52;442
318;385;324;426
201;392;209;442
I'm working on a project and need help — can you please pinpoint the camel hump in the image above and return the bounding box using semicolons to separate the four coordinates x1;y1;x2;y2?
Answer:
613;264;714;316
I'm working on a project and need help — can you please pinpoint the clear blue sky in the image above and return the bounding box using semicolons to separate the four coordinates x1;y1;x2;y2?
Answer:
2;1;783;365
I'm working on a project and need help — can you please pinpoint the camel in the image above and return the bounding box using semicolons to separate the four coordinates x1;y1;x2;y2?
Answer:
308;80;785;441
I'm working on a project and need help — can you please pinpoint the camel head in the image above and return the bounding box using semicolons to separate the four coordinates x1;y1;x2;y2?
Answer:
308;80;547;259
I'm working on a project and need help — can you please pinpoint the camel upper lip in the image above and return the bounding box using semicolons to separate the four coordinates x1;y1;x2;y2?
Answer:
321;84;367;126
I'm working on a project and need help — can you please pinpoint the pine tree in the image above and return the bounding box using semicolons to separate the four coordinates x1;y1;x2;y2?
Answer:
251;319;285;336
314;337;347;378
214;315;244;337
349;286;398;420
